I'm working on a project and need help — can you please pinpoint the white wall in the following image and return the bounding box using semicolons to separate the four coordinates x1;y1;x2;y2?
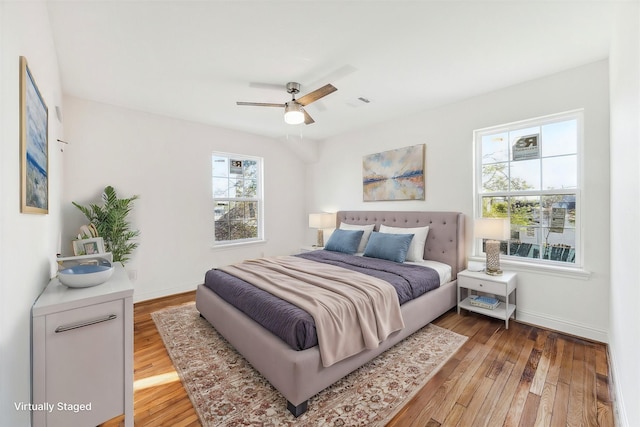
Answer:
61;97;307;302
0;2;64;426
608;3;640;426
307;61;611;342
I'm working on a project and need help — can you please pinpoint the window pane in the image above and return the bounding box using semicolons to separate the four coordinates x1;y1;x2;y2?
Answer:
540;196;576;263
541;120;577;157
229;178;243;198
508;196;542;260
510;196;541;227
212;177;228;198
245;201;258;219
229;159;243;177
243;159;258;179
509;159;540;191
212;156;228;177
509;226;542;259
481;196;509;218
542;155;577;190
214;218;230;241
509;126;539;160
481;133;509;164
244;179;257;197
242;219;258;239
482;163;509;192
541;195;576;228
214;201;228;221
228;201;245;219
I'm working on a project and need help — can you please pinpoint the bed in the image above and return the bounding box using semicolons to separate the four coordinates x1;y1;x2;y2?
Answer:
195;210;465;416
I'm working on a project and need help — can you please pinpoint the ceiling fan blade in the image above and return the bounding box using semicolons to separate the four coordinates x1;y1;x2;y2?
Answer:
297;84;337;106
236;102;286;107
303;109;315;125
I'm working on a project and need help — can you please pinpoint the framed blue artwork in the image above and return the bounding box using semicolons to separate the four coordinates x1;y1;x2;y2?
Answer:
363;144;425;201
20;56;49;214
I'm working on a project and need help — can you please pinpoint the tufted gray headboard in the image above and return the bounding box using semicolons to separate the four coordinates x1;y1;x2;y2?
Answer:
336;211;465;280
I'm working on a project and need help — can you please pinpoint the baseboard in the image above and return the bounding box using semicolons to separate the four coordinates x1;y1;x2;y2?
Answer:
133;281;200;303
607;343;629;427
515;309;608;343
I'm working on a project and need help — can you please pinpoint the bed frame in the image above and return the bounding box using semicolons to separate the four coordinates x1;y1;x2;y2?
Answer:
196;210;465;417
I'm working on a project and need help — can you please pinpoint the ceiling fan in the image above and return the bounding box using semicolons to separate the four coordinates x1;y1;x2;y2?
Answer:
236;82;337;125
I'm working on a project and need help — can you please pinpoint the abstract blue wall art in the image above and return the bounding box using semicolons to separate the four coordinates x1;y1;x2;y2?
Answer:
20;56;49;214
363;144;425;201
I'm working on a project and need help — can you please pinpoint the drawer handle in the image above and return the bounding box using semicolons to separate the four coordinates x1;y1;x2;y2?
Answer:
55;314;117;333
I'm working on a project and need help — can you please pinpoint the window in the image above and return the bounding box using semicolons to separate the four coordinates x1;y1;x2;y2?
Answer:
212;152;263;245
474;110;582;266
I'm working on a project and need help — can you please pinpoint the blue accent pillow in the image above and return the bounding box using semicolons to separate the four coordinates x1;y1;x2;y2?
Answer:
363;232;415;263
324;229;365;254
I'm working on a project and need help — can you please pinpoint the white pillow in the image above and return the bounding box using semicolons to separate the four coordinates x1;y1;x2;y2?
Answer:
378;224;430;262
339;223;375;253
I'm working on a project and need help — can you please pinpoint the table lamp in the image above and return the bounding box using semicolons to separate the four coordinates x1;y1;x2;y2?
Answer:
308;213;335;247
475;218;509;275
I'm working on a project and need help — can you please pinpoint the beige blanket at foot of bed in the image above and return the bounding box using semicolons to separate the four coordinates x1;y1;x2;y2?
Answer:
218;256;405;367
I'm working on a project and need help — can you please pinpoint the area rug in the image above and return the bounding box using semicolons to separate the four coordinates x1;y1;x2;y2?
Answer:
152;302;467;427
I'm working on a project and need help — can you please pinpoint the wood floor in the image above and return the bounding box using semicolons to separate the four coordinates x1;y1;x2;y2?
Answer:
102;291;615;427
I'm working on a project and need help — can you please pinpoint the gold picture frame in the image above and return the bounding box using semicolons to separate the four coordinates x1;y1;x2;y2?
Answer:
20;56;49;214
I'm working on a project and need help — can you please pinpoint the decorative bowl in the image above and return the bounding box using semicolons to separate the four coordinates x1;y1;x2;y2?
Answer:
58;264;114;288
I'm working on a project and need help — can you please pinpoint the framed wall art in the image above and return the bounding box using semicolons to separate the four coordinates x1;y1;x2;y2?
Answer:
363;144;425;201
20;56;49;214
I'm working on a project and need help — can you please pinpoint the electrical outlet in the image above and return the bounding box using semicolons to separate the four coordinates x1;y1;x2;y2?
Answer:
128;270;138;281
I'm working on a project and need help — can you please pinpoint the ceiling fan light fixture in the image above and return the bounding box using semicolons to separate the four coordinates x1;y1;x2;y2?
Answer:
284;102;305;125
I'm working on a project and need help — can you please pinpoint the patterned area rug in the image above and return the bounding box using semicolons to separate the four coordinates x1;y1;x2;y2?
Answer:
152;302;467;427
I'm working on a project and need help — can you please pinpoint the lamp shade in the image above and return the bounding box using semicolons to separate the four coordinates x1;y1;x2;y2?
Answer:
474;218;509;241
309;213;335;229
284;102;304;125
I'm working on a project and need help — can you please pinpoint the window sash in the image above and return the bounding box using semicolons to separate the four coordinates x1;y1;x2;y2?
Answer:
474;110;583;267
212;153;263;245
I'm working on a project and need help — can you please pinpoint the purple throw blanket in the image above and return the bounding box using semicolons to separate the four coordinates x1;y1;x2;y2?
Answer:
203;250;440;351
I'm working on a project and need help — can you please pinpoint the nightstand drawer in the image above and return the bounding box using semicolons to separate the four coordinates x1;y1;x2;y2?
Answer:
458;275;506;295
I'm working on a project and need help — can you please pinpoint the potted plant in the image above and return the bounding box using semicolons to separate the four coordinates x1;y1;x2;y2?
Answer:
73;186;140;264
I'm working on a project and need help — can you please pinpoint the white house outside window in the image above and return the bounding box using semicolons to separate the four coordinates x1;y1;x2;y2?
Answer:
474;110;583;266
212;152;264;245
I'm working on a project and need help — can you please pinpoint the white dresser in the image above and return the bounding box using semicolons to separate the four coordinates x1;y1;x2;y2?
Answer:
31;263;134;427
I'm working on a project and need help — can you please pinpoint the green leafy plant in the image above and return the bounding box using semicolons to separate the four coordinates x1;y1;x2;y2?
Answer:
73;186;140;264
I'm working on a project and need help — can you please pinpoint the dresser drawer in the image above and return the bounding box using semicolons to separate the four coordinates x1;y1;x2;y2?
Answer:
44;299;124;426
458;275;506;294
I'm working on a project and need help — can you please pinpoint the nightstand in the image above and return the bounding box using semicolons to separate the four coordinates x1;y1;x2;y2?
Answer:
457;269;517;329
300;245;324;253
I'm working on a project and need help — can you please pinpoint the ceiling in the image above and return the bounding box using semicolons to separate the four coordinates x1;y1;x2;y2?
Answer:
47;1;616;141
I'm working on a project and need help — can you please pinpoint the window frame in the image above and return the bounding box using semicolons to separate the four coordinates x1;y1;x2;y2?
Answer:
473;109;584;268
211;151;265;247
